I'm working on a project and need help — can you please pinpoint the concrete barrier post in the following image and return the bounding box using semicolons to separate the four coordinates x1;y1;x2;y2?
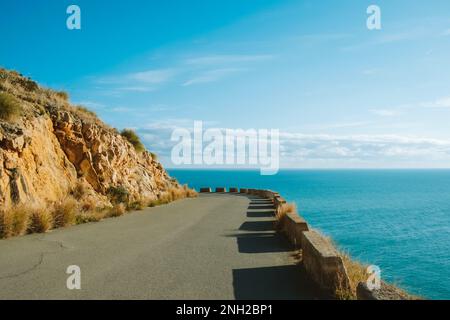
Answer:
301;231;351;296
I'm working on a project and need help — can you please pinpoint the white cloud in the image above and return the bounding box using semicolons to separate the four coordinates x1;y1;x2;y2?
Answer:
421;97;450;108
370;109;402;117
185;54;273;65
135;119;450;168
116;86;156;92
182;68;244;86
128;69;176;84
73;101;105;109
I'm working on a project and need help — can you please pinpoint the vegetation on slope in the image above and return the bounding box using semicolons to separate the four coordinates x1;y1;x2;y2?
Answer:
121;129;145;153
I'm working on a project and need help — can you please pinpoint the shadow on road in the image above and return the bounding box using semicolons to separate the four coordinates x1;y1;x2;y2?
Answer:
239;221;274;232
226;232;292;254
247;211;274;218
232;264;326;300
248;205;275;210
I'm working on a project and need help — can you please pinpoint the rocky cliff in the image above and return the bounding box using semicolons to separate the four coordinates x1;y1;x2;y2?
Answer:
0;68;180;210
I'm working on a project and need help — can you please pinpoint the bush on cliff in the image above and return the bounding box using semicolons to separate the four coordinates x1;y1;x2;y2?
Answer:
28;207;53;233
108;203;126;217
55;90;69;101
0;92;22;121
108;186;129;204
52;197;78;228
120;129;145;153
0;205;30;238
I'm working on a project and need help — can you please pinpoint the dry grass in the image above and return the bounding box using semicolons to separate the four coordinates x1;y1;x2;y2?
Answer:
0;92;22;121
339;252;368;299
183;185;198;198
108;203;126;218
121;129;145;153
52;197;78;228
28;207;53;233
71;181;88;201
0;205;30;238
80;198;98;212
169;187;186;201
128;198;147;211
275;202;296;230
75;210;106;224
55;90;69;101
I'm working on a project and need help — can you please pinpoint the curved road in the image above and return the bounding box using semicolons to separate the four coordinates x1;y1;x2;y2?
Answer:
0;194;321;300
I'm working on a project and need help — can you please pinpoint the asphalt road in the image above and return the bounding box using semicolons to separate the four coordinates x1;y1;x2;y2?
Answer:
0;194;321;300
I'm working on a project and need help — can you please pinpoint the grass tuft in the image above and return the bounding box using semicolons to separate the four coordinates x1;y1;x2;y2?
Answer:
55;90;69;101
108;203;126;217
120;129;145;153
275;202;296;230
28;207;53;233
0;92;22;121
52;197;78;228
0;205;30;238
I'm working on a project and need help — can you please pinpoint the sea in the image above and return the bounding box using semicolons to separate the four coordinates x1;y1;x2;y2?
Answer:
168;169;450;299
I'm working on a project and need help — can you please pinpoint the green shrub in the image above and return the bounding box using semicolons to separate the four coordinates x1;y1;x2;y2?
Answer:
107;186;129;204
21;77;39;91
55;90;69;101
121;129;145;153
150;152;158;161
0;92;22;121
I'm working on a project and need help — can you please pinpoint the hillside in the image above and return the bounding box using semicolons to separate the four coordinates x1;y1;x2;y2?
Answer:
0;68;194;237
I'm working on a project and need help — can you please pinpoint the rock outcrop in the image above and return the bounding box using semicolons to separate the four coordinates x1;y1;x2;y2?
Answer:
0;68;179;210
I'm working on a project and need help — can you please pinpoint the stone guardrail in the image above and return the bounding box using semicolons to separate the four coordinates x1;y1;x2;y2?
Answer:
301;230;351;295
198;187;351;297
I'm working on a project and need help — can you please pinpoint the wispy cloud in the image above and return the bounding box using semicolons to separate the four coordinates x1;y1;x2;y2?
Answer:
342;30;425;51
128;69;176;84
134;119;450;168
73;100;105;109
421;97;450;108
184;54;274;65
116;86;156;92
370;109;403;117
182;68;244;86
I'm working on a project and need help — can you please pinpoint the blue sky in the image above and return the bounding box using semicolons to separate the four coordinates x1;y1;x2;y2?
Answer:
2;0;450;168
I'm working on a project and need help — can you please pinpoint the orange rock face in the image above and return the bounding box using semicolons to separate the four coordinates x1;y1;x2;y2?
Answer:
0;69;178;210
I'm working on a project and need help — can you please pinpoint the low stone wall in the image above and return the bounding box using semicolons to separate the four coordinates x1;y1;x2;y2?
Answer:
301;231;351;295
199;187;212;193
282;212;309;248
240;187;351;298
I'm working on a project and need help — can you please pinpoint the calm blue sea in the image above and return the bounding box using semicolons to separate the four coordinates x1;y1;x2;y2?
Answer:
168;169;450;299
